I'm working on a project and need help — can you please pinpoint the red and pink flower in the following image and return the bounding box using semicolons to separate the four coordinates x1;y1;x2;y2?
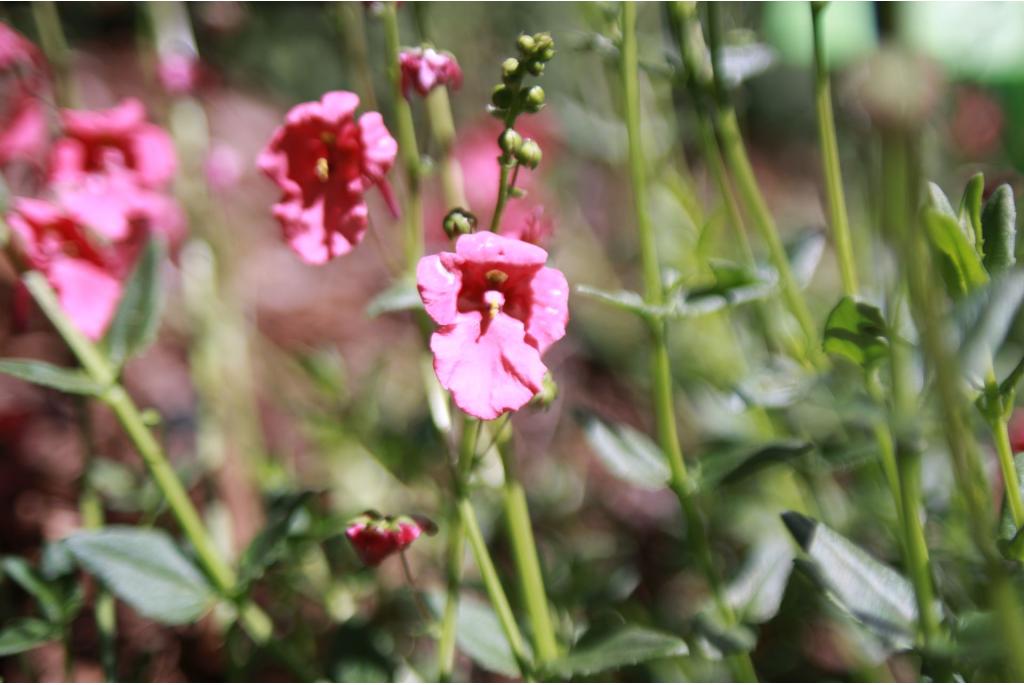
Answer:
345;511;434;567
417;232;569;420
51;98;177;190
399;47;462;99
0;23;51;175
6;198;123;340
258;91;398;264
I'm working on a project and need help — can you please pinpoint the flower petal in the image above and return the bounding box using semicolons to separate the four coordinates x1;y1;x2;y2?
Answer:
525;266;569;354
454;231;548;269
417;252;462;325
48;257;122;340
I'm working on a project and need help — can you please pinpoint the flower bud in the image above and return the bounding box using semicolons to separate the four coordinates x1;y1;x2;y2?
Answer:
491;84;513;109
517;34;536;55
502;57;520;80
345;511;436;567
539;46;556;62
531;372;559;409
523;85;545;112
443;207;478;238
527;61;545;77
498;128;523;155
514;138;542;169
534;33;554;54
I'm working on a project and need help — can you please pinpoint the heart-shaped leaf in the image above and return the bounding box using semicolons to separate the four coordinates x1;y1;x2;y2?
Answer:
66;527;215;625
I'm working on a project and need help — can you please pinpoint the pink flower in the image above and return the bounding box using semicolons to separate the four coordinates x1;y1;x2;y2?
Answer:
6;198;122;340
0;23;50;171
500;205;554;247
51;98;177;189
417;232;569;420
399;47;462;99
345;511;434;567
157;52;201;96
204;142;242;192
258;91;398;264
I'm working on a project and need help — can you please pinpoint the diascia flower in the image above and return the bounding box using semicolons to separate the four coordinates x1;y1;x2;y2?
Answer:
258;91;398;265
417;232;569;420
399;47;462;99
50;98;177;190
6;198;122;340
345;511;434;566
0;23;50;173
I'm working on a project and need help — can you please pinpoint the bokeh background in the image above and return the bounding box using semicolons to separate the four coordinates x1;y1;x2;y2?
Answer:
2;2;1024;681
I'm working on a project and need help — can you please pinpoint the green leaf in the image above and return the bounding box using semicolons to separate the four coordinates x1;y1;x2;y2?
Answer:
552;625;687;678
576;285;660;319
698;440;814;491
0;618;59;657
923;207;989;296
103;239;165;368
427;593;530;678
1;558;64;623
786;230;827;288
953;268;1024;383
674;261;776;316
0;359;104;395
981;184;1017;276
928;181;959;220
65;527;215;625
782;512;919;649
823;297;889;368
366;277;424;318
579;413;670;490
959;173;986;250
239;492;315;587
724;538;794;624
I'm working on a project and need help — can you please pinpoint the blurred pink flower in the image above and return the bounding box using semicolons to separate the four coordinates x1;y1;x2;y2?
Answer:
417;232;568;420
157;52;201;96
258;91;398;264
500;205;554;247
52;98;177;189
345;511;431;566
0;23;50;171
204;142;243;192
6;198;122;340
399;47;462;99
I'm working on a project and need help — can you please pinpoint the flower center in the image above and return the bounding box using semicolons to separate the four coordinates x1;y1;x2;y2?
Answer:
315;157;330;182
483;289;505;318
485;269;508;285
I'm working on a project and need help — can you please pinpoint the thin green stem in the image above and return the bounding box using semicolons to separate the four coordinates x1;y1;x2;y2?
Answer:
336;2;379;112
810;2;858;297
896;447;940;645
705;5;819;364
489;162;513;232
426;87;468;211
988;393;1024;530
31;1;75;107
382;2;424;271
621;5;755;681
499;445;558;667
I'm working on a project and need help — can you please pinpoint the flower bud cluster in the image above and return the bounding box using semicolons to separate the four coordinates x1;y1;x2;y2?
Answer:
489;32;555;173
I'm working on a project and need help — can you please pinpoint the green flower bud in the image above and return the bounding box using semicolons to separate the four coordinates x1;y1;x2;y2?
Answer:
514;138;542;169
523;85;545;112
502;57;520;80
443;207;478;239
534;33;554;53
517;34;536;55
527;61;545;77
491;84;513;109
498;128;523;156
539;46;556;62
530;372;558;409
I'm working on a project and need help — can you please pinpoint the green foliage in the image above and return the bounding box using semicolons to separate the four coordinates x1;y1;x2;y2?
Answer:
579;413;670;490
981;184;1017;275
0;359;104;395
0;618;59;657
366;277;424;318
924;207;989;296
103;238;166;369
823;297;888;368
551;625;688;678
66;527;215;625
953;269;1024;382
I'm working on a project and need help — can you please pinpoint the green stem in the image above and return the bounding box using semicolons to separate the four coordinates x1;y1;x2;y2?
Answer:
987;390;1024;530
810;2;858;297
336;2;379;112
705;5;819;364
621;5;756;681
489;162;513;232
31;1;75;107
896;447;940;645
382;1;423;271
426;87;468;211
499;445;559;667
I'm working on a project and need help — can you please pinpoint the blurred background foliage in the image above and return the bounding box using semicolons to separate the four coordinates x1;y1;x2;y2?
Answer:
1;1;1024;681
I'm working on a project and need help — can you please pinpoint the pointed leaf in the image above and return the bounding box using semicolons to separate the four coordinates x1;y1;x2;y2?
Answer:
552;625;688;678
981;184;1017;276
823;297;889;368
0;618;59;657
66;526;214;625
1;558;63;623
103;239;165;367
0;359;104;395
927;181;958;220
580;414;670;490
698;440;814;491
576;285;659;319
675;261;776;316
923;207;988;295
724;538;794;624
782;512;919;649
959;172;985;250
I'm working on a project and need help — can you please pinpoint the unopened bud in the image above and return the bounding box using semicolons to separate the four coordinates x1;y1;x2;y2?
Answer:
443;207;478;238
531;372;558;409
498;128;523;155
527;61;545;77
491;84;513;109
517;34;536;55
514;138;542;169
502;57;520;80
523;85;545;112
534;33;554;53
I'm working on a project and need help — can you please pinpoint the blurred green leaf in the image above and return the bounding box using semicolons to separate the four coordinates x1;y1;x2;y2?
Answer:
786;230;827;288
552;625;688;678
435;593;530;678
676;261;776;316
576;285;659;319
960;173;986;250
66;527;215;625
1;558;64;623
692;610;757;661
953;268;1024;383
366;277;424;318
698;440;814;490
734;356;813;409
782;512;919;650
981;184;1017;276
580;414;671;490
239;491;316;587
762;1;877;68
724;537;794;624
103;239;165;368
928;181;960;220
924;207;989;296
823;297;889;368
0;359;104;395
0;618;59;657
